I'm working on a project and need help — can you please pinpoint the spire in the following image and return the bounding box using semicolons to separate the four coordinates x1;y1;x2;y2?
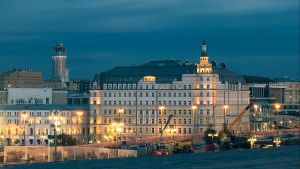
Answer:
53;43;66;56
197;40;212;74
201;40;207;56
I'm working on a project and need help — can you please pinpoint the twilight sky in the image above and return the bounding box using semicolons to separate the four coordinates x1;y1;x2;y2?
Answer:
0;0;299;79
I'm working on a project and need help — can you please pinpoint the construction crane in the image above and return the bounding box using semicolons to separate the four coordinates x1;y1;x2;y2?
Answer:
162;114;174;134
227;103;253;132
218;103;254;149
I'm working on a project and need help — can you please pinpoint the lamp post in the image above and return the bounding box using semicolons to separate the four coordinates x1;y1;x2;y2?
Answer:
0;116;4;146
76;111;83;144
223;105;228;129
50;110;61;162
21;111;28;146
253;104;259;132
274;103;281;130
0;134;4;146
168;125;176;154
117;108;124;144
273;137;281;147
159;106;165;141
192;106;197;140
41;133;46;146
248;137;257;149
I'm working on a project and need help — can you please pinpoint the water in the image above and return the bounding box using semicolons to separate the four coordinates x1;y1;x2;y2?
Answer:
3;146;300;169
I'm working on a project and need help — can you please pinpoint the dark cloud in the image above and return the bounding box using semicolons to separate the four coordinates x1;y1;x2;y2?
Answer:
0;0;299;79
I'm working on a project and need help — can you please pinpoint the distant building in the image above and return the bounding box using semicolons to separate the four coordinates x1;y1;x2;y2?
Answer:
43;79;64;90
277;81;300;110
247;83;286;131
274;111;300;129
90;40;250;142
0;88;67;105
68;92;89;105
0;69;44;89
52;43;69;86
67;79;91;93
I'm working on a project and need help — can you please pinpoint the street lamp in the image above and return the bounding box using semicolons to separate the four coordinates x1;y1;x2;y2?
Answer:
273;103;281;130
21;111;28;146
117;109;124;143
192;106;197;138
273;137;281;147
166;125;176;154
253;104;259;132
50;110;61;162
248;137;257;149
159;106;165;140
76;111;83;144
41;133;46;146
280;121;283;129
0;134;4;146
223;105;229;129
274;103;281;111
112;121;123;145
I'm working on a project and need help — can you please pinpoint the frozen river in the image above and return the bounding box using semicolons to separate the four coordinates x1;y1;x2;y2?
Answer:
4;145;300;169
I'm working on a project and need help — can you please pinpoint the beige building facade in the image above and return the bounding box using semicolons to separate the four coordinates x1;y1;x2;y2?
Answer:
0;69;44;89
89;41;250;143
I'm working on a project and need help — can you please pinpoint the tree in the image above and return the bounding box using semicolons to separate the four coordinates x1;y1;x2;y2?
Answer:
57;134;77;146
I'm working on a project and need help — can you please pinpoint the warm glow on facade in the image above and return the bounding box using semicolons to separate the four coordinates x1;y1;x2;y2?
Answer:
143;76;156;81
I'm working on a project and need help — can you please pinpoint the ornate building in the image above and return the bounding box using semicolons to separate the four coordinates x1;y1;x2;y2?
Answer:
89;41;250;143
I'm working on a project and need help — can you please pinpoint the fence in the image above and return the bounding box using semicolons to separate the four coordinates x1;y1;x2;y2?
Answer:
3;146;137;164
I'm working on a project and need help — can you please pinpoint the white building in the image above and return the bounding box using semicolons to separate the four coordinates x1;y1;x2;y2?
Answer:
0;88;68;105
89;41;250;142
7;88;53;105
0;105;88;146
